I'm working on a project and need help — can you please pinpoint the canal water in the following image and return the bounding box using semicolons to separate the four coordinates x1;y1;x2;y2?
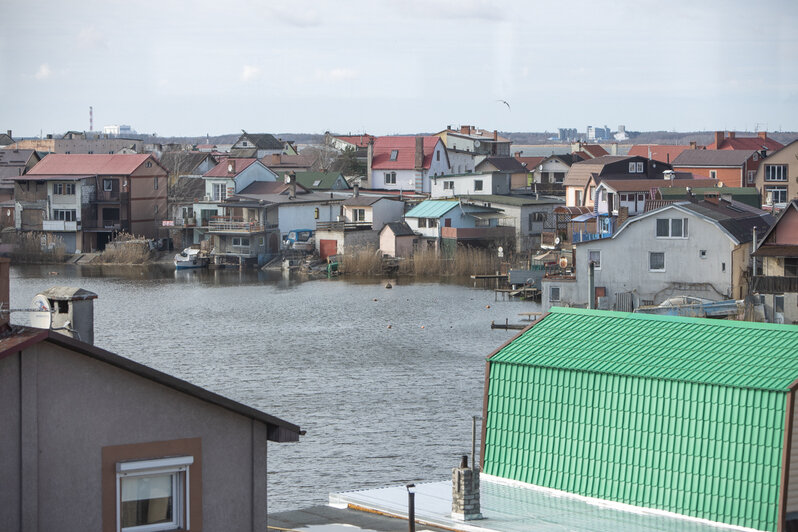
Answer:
10;264;540;512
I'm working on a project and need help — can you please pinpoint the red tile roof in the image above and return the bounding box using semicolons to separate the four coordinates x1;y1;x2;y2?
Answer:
581;144;609;158
371;136;441;170
710;136;783;152
28;154;159;176
334;134;375;148
515;156;545;170
204;158;258;177
627;145;693;163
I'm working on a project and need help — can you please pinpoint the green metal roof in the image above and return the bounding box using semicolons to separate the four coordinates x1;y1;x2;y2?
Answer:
483;307;798;531
404;200;458;218
491;307;798;392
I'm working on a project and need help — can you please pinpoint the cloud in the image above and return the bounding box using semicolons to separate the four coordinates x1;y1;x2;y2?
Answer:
34;64;52;80
266;4;321;27
241;65;261;82
315;68;357;82
77;26;108;49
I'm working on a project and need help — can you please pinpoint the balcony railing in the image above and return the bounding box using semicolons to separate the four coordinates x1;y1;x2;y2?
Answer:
572;231;612;243
42;220;77;231
752;276;798;294
316;220;372;231
207;216;273;233
81;218;126;231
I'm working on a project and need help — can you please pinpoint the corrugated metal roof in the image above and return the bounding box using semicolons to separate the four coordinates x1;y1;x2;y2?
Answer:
484;307;798;531
404;200;458;218
28;154;157;175
491;307;798;392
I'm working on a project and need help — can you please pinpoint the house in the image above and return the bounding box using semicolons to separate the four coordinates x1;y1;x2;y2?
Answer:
379;221;416;258
367;136;450;193
563;155;673;207
157;151;217;187
753;199;798;324
594;178;718;216
0;265;301;531
403;199;513;253
708;130;783;153
430;172;508;198
294;171;350;191
0;149;43;227
434;125;512;159
10;131;143;154
753;139;798;208
0;130;14;148
482;306;798;532
341;194;404;231
230;131;285;158
474;157;528;190
671;149;758;187
523;153;583;195
627;143;699;164
16;154;168;251
261;153;316;175
570;141;608;159
513;154;544;190
541;199;773;312
459;195;564;252
193;158;277;229
657;185;764;208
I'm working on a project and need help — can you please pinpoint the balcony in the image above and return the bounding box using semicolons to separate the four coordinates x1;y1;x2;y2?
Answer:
81;218;126;231
42;220;77;231
85;190;128;203
207;216;274;233
572;230;612;243
316;220;372;231
752;276;798;294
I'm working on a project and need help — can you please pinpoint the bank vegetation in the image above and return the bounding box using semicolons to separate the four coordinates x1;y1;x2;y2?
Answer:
337;245;506;277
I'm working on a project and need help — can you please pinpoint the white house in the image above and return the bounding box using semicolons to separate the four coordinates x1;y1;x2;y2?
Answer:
341;195;405;231
368;136;450;193
541;200;773;312
194;158;277;225
430;172;509;198
403;199;512;250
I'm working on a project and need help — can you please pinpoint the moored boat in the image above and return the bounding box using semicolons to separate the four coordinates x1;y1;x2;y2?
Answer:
174;247;209;269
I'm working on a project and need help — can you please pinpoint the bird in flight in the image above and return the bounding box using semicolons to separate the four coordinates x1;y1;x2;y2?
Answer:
496;99;511;111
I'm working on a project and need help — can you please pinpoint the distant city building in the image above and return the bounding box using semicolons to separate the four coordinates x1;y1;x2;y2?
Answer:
613;125;629;141
101;124;134;137
586;125;611;141
558;128;578;141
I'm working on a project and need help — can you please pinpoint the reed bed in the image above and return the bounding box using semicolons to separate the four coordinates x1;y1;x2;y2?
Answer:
9;232;67;263
97;232;152;264
339;245;506;277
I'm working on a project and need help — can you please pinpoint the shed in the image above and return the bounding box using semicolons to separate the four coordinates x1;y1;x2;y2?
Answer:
379;221;416;258
482;307;798;532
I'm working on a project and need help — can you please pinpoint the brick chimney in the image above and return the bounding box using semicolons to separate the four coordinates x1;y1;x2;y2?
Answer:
288;171;296;199
759;131;768;140
728;131;736;139
452;455;483;521
689;141;697;150
366;138;374;188
714;131;724;147
460;125;471;135
414;136;424;170
493;130;498;140
271;153;281;165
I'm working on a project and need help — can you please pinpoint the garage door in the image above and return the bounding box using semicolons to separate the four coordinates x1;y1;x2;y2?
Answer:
319;239;337;260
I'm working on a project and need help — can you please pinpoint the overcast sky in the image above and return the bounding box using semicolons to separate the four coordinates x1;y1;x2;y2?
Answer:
1;0;796;137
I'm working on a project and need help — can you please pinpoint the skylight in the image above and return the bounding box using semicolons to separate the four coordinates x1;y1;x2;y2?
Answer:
313;180;322;186
390;150;399;161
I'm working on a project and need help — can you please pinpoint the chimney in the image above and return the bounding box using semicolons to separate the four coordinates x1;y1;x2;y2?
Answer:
447;125;452;131
288;171;296;199
414;136;424;170
714;131;724;147
493;130;498;140
6;130;11;138
451;455;483;521
758;131;768;140
617;206;629;228
514;151;521;157
0;258;8;328
689;141;697;150
366;138;374;188
271;153;281;165
460;125;470;135
728;131;736;139
353;182;360;197
30;287;98;345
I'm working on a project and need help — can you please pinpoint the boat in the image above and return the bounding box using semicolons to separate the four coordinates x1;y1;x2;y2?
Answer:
634;296;741;318
174;247;209;270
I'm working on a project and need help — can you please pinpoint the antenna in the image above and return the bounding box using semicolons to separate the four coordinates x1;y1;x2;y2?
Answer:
89;106;93;132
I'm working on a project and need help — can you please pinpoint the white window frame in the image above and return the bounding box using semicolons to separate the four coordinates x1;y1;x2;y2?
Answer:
104;179;114;192
212;182;227;201
628;162;636;173
767;186;787;204
385;172;396;185
390;150;398;161
710;170;717;179
655;217;688;238
116;456;193;532
636;162;644;173
232;237;250;247
473;179;483;191
649;251;665;272
54;209;76;221
765;164;787;182
352;208;366;222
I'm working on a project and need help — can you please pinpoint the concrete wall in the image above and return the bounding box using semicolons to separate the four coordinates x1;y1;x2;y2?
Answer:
430;173;496;198
370;199;404;230
447;151;475;174
0;341;269;532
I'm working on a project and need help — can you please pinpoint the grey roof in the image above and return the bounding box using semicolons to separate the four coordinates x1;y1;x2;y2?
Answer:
675;201;773;243
382;221;415;237
0;133;14;145
459;194;564;206
0;148;37;166
476;157;527;173
232;191;341;205
158;151;215;175
672;149;756;167
229;147;259;158
294;171;349;190
242;132;284;150
38;286;98;300
344;196;399;206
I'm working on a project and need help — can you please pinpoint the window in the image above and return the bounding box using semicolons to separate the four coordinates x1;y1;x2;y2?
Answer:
54;182;76;195
600;189;607;202
154;177;159;190
212;183;226;201
710;170;717;179
54;209;76;221
242;141;248;146
312;180;322;187
655;217;688;238
104;179;114;191
575;190;583;206
352;208;365;221
588;250;601;269
629;162;636;173
721;262;726;272
549;286;561;302
314;207;319;219
636;162;644;173
232;237;250;247
474;180;483;191
443;181;454;190
554;172;565;183
145;161;152;168
417;218;427;228
700;249;707;259
390;150;399;161
748;170;756;184
385;172;396;184
765;164;787;181
766;186;787;204
529;212;546;227
776;295;785;314
649;252;665;271
116;455;193;531
436;151;440;161
786;258;798;277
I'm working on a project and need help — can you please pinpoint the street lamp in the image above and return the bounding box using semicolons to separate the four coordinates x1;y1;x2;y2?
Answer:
406;483;416;532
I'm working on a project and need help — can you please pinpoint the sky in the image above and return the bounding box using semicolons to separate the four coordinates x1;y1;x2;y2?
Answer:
1;0;797;138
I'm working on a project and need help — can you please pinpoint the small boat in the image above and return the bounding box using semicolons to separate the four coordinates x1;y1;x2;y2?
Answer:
174;247;209;270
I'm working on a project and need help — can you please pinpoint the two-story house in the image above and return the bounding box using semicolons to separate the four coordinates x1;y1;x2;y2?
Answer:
475;157;529;190
315;192;405;257
195;158;277;227
367;136;450;193
430;172;507;198
15;154;168;252
754;139;798;208
541;199;773;312
752;199;798;324
563;155;673;208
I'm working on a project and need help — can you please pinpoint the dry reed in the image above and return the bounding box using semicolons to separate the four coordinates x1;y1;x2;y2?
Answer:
340;244;506;277
97;232;153;264
10;232;67;263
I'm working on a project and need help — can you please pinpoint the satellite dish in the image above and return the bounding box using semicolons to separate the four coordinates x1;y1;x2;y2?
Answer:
554;237;561;245
558;257;568;269
474;140;481;147
30;294;51;330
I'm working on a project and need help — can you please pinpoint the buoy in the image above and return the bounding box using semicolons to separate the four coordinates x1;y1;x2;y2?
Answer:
387;324;392;329
486;305;491;309
373;298;378;301
385;282;393;289
420;325;425;329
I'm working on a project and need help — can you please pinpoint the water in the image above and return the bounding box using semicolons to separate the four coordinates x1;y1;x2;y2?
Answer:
10;264;539;512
